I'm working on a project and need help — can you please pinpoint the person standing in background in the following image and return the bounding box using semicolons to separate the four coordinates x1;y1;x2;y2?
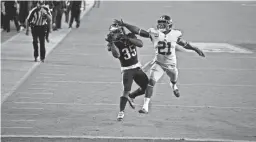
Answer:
1;1;5;31
64;0;70;23
52;0;64;31
2;0;20;32
69;0;85;28
44;1;53;42
18;1;29;31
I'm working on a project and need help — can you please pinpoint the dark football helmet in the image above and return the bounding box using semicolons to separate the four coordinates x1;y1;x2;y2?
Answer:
157;15;173;32
109;23;123;34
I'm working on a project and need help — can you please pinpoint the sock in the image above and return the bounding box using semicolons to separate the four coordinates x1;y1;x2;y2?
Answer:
120;96;128;112
129;88;144;99
170;81;178;90
143;97;150;111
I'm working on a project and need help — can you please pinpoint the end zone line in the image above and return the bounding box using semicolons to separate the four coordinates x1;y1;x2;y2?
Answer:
12;101;256;110
0;135;251;142
35;80;256;87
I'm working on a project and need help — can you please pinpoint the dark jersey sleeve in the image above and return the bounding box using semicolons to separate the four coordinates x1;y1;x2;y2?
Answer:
138;29;151;39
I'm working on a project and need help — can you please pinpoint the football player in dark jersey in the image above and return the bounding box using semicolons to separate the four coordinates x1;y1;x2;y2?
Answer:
106;23;149;121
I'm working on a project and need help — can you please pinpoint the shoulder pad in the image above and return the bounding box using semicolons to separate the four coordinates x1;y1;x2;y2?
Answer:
147;28;159;37
173;29;183;38
147;28;157;33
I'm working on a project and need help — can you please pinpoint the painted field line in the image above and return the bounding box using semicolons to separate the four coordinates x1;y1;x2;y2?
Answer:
2;113;40;116
12;107;44;110
43;62;256;71
180;43;253;53
1;127;33;129
13;101;256;110
51;52;256;58
179;67;256;71
17;97;51;100
27;88;55;90
15;92;54;95
0;135;251;142
1;62;41;104
30;84;59;86
5;120;36;122
34;80;256;87
1;32;23;48
39;73;66;76
241;3;256;6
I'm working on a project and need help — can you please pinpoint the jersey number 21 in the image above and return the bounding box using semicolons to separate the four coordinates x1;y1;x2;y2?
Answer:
157;41;172;55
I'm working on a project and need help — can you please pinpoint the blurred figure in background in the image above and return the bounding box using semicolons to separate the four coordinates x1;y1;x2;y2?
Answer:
18;1;29;31
1;1;5;31
2;0;20;32
69;0;85;28
44;1;54;42
52;0;65;31
64;0;70;23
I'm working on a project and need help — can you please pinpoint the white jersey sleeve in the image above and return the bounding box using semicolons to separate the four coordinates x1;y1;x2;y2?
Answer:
172;29;182;42
147;28;159;41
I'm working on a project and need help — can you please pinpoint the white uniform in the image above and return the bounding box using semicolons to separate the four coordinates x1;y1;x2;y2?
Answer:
147;28;182;82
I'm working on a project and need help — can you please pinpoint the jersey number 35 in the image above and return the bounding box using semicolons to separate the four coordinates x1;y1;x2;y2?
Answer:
122;46;137;60
157;41;172;55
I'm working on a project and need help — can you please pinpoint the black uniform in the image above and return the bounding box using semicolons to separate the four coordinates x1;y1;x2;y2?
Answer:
113;34;148;92
3;1;20;32
69;1;82;28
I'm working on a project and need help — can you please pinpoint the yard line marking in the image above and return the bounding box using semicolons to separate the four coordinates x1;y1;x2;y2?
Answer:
35;76;55;79
2;120;36;122
27;88;55;90
12;107;44;110
179;67;256;71
241;3;256;6
2;113;40;116
13;101;256;110
17;97;51;100
1;62;41;104
35;80;256;87
31;83;58;86
39;73;66;76
16;92;54;95
1;127;33;129
0;135;252;142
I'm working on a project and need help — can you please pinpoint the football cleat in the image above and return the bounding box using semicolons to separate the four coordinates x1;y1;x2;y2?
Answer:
138;108;148;114
117;111;124;121
173;89;180;98
127;96;135;109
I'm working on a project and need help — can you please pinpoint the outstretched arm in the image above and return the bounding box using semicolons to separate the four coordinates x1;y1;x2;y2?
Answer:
177;38;205;57
114;19;151;38
123;33;143;47
128;38;143;47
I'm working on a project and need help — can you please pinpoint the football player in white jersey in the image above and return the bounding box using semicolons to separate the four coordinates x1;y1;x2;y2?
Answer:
114;15;205;113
